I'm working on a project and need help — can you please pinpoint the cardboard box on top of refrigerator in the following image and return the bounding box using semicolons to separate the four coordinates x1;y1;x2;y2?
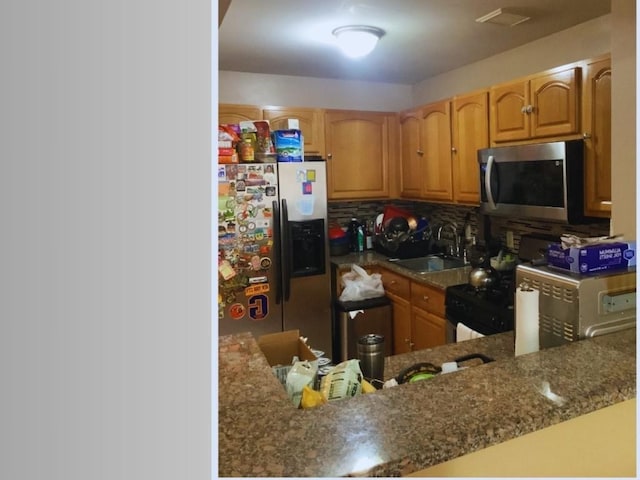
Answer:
258;330;318;387
547;241;637;274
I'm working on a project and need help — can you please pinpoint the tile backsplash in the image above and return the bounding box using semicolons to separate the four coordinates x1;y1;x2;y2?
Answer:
328;199;611;254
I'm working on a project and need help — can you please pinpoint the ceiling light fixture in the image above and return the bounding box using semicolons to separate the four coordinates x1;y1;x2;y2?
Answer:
332;25;385;59
475;8;531;27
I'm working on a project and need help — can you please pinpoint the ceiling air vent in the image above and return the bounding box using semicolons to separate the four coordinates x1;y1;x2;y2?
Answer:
475;8;531;27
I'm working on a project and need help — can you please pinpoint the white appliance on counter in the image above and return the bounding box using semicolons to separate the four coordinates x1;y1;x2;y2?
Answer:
217;160;332;354
515;264;636;349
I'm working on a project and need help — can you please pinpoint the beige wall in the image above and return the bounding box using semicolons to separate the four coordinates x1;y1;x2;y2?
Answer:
411;14;611;105
218;71;412;111
611;0;636;238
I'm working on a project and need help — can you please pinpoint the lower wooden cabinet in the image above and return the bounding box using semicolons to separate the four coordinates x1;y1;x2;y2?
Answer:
411;308;446;350
378;266;447;354
387;292;412;354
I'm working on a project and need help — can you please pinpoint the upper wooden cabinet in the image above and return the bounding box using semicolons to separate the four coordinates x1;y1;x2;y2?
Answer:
421;101;454;202
325;110;392;200
399;101;453;202
400;94;487;205
399;111;423;199
582;57;612;217
490;66;580;143
218;104;325;156
262;107;325;157
451;91;489;204
219;104;262;125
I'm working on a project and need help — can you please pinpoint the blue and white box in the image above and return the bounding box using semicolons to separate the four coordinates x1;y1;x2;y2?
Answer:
273;129;303;162
547;241;637;274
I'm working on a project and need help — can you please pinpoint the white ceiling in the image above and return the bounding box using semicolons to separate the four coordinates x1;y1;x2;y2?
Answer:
218;0;611;85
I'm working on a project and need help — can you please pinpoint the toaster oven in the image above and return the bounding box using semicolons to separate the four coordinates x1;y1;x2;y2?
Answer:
515;264;636;349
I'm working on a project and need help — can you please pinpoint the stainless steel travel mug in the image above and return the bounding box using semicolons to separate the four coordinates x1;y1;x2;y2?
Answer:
357;334;385;384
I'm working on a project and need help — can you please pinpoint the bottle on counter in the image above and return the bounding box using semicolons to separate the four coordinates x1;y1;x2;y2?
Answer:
357;225;364;252
348;218;360;253
365;220;374;250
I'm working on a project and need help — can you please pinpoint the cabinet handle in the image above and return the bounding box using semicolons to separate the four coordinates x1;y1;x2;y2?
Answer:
410;342;415;348
327;153;332;159
526;105;533;114
451;147;457;153
423;295;429;301
390;280;396;285
583;132;592;139
417;149;424;155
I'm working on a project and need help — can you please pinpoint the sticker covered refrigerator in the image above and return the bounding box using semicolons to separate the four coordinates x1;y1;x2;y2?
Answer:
217;160;332;354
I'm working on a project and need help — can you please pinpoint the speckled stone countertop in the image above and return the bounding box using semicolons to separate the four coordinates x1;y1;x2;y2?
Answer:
218;328;636;477
330;251;472;289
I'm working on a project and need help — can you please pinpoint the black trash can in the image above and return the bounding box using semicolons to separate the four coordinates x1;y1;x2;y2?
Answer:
335;296;393;363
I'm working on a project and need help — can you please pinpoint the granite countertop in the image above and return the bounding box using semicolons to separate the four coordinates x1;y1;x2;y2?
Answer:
330;251;473;289
218;328;636;477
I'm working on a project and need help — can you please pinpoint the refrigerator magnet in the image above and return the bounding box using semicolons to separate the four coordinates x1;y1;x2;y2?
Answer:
245;283;269;296
247;294;268;320
228;303;246;320
306;169;316;182
218;260;236;280
302;181;313;195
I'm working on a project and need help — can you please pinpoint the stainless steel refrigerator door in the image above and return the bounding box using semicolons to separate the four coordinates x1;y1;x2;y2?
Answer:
217;164;283;338
277;161;332;355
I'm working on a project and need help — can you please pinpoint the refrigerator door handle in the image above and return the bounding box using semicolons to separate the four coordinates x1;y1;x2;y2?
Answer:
281;198;291;302
272;199;282;305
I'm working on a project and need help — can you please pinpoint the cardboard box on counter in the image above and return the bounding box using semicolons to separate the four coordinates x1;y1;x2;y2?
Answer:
257;330;317;386
547;241;637;274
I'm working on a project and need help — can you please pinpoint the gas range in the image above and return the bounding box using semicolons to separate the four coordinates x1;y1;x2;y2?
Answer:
445;234;559;339
445;275;515;336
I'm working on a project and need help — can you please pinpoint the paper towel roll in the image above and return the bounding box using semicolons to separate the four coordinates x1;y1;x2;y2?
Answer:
515;285;540;356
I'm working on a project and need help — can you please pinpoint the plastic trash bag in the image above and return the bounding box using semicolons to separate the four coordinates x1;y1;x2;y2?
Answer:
338;264;385;302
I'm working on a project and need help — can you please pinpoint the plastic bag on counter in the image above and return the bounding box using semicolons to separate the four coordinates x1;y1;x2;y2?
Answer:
285;360;317;408
338;264;385;302
320;359;363;402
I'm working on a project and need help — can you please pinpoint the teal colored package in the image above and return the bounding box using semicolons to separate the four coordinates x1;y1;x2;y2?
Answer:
273;129;302;162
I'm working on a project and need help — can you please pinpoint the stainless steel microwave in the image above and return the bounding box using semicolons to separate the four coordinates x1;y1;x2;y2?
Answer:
478;140;599;225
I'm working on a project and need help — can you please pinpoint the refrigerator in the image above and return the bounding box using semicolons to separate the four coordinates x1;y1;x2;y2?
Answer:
217;160;332;355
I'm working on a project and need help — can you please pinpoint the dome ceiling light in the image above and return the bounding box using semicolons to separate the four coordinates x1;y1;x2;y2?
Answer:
332;25;385;59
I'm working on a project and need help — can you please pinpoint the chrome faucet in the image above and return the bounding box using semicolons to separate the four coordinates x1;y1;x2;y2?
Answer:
437;222;459;257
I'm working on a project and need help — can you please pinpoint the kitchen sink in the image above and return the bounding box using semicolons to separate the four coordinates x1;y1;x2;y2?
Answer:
388;254;466;273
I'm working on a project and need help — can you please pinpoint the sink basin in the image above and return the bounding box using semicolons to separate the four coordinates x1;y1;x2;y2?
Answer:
388;254;466;273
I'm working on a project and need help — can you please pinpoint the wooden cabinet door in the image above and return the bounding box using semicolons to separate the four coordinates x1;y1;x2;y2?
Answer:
378;267;412;354
531;67;580;138
262;107;325;157
399;111;424;198
490;81;530;142
411;308;446;350
421;101;453;202
582;58;612;217
452;91;488;204
325;111;390;199
388;292;412;354
411;282;445;317
218;104;262;124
